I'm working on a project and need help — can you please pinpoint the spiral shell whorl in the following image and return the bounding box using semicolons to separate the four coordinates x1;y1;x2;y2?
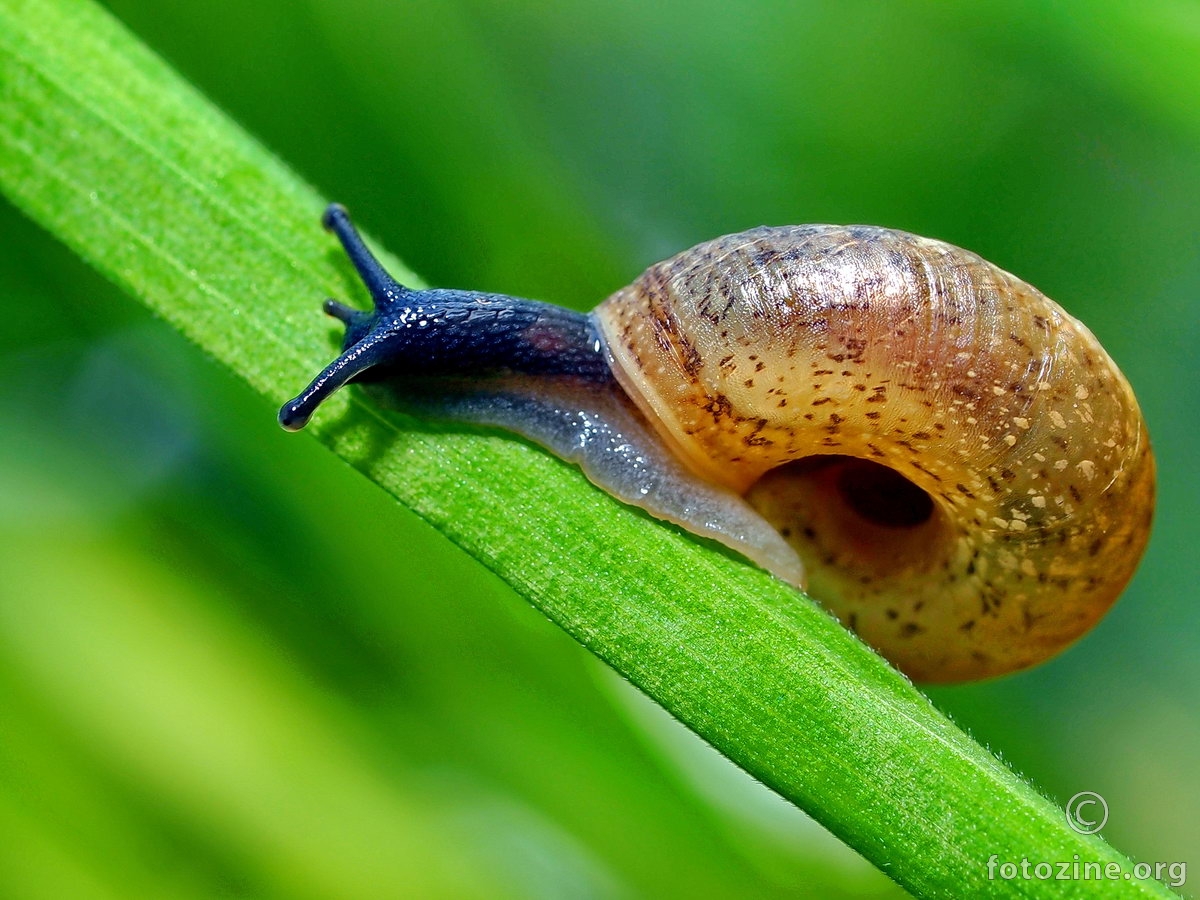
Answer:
596;226;1154;681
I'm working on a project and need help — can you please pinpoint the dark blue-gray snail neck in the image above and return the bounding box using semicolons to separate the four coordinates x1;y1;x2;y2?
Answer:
278;203;611;431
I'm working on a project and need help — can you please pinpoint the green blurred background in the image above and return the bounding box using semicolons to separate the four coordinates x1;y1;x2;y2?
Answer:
1;0;1197;896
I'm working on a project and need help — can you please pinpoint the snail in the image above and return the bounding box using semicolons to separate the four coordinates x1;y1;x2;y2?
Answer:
281;204;1155;683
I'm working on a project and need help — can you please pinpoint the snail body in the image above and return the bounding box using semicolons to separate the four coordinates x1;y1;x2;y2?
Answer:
282;205;1154;682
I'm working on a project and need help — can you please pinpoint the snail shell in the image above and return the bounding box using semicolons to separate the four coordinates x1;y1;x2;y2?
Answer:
596;226;1154;682
281;206;1155;683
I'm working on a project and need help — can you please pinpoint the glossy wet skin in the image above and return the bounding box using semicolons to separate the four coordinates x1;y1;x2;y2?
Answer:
282;206;1154;683
280;205;807;587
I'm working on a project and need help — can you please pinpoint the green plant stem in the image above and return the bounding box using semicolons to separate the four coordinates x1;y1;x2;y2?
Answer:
0;0;1176;896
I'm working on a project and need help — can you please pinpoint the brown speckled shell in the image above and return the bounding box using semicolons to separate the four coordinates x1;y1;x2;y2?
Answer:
595;225;1154;682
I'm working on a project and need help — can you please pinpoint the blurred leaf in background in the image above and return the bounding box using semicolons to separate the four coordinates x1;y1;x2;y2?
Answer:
1;0;1196;896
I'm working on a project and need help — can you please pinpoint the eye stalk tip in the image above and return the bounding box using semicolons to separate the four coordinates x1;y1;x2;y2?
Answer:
277;399;311;432
322;202;349;232
323;298;363;324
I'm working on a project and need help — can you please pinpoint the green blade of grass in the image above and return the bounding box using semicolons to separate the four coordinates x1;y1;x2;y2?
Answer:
0;0;1176;896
